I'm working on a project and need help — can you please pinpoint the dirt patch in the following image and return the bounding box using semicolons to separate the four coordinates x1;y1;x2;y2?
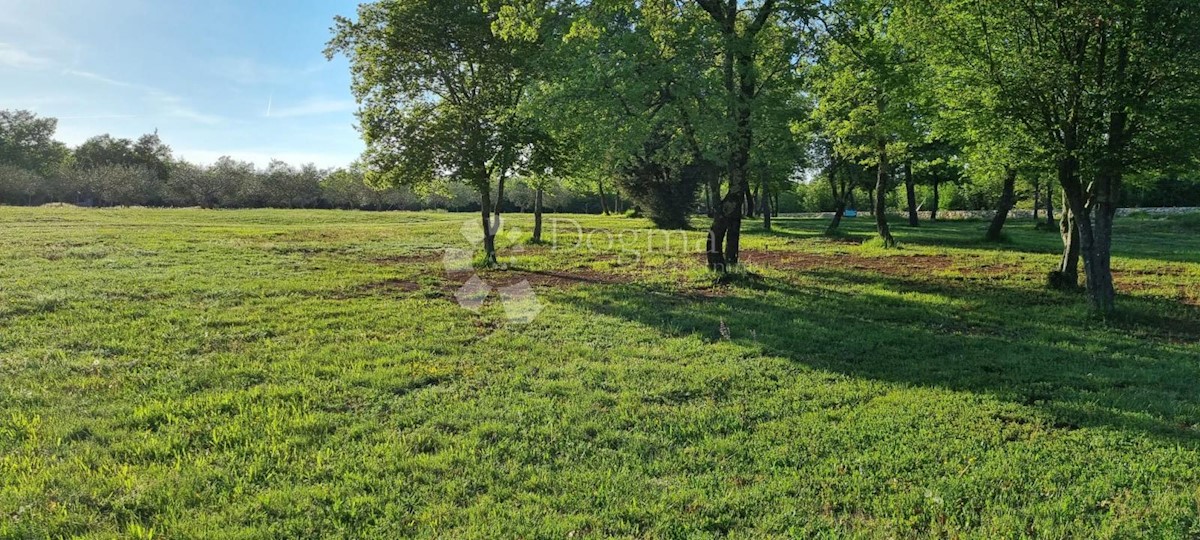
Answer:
812;235;869;246
734;250;956;278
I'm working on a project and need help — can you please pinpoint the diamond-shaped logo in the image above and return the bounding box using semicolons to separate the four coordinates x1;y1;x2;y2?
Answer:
444;217;543;324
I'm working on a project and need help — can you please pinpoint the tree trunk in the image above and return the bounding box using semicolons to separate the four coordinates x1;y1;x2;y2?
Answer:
762;184;772;232
931;178;940;222
1056;205;1081;284
598;180;610;215
904;160;919;227
614;190;621;214
1046;186;1055;227
827;166;846;233
704;183;714;217
745;187;757;219
986;167;1018;242
827;201;846;234
1033;179;1041;222
1051;156;1083;293
480;185;497;266
874;142;896;247
706;196;744;272
532;187;544;244
1086;198;1118;315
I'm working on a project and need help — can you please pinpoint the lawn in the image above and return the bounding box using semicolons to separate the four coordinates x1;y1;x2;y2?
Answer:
1;206;1199;538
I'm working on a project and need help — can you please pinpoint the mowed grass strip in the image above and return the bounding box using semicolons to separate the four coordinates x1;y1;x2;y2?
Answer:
1;207;1199;538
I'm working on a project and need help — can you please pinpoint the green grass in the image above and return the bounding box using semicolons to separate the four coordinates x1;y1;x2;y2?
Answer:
1;207;1199;538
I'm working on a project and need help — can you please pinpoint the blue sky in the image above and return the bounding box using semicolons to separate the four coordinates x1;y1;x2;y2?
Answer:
0;0;364;168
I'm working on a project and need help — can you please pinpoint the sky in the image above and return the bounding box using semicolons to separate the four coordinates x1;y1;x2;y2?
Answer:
0;0;365;168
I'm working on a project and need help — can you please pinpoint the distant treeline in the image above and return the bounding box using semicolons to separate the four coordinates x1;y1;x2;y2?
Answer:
3;109;1198;213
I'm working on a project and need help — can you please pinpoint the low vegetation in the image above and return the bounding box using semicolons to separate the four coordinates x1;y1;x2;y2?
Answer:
2;207;1198;537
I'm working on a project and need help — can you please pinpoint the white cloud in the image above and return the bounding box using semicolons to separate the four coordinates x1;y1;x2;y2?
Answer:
267;97;356;119
213;57;330;86
148;91;225;125
0;42;50;69
62;68;136;88
59;68;225;125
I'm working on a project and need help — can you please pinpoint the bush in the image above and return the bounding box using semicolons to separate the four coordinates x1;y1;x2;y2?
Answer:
0;165;44;205
79;165;159;207
616;157;709;230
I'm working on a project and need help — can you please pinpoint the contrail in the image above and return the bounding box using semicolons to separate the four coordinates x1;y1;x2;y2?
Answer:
265;93;273;118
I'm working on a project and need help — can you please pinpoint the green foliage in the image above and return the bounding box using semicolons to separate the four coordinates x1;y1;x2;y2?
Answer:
326;0;536;196
0;110;68;175
812;0;925;169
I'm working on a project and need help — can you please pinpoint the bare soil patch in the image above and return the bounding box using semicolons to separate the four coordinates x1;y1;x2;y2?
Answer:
734;250;956;278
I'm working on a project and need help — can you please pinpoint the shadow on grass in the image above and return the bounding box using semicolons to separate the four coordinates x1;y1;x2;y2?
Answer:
566;270;1200;445
762;217;1200;264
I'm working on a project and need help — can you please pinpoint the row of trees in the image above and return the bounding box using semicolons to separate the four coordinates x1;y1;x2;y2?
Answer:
0;109;624;212
326;0;1200;315
9;107;1150;215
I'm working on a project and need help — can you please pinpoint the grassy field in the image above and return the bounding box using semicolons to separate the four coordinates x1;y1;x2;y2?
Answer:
1;206;1199;538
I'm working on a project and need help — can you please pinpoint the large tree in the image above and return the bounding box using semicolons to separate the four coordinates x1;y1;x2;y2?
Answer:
918;0;1200;315
813;0;924;247
0;110;68;176
327;0;538;265
695;0;799;268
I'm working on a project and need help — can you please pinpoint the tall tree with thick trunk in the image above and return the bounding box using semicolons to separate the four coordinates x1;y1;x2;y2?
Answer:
695;0;786;270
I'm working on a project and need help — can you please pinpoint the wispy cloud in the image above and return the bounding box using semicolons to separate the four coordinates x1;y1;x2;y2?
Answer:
61;68;136;88
148;91;224;125
60;68;225;125
57;114;141;120
267;97;356;119
0;42;51;69
213;57;331;86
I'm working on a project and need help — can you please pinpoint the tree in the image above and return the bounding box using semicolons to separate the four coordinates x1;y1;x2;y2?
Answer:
695;0;802;268
328;0;538;265
0;110;68;176
816;142;872;233
132;132;173;186
0;164;44;205
82;165;159;207
919;0;1200;315
508;1;725;229
748;20;811;232
813;0;924;248
75;135;137;170
164;158;245;208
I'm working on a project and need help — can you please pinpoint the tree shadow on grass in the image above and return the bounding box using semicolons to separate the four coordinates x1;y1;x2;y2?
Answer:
770;217;1200;265
565;270;1200;445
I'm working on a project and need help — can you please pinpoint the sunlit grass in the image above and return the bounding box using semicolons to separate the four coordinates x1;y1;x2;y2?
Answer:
1;206;1198;538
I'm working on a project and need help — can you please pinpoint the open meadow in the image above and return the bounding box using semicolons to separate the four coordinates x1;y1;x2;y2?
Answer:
2;207;1200;538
